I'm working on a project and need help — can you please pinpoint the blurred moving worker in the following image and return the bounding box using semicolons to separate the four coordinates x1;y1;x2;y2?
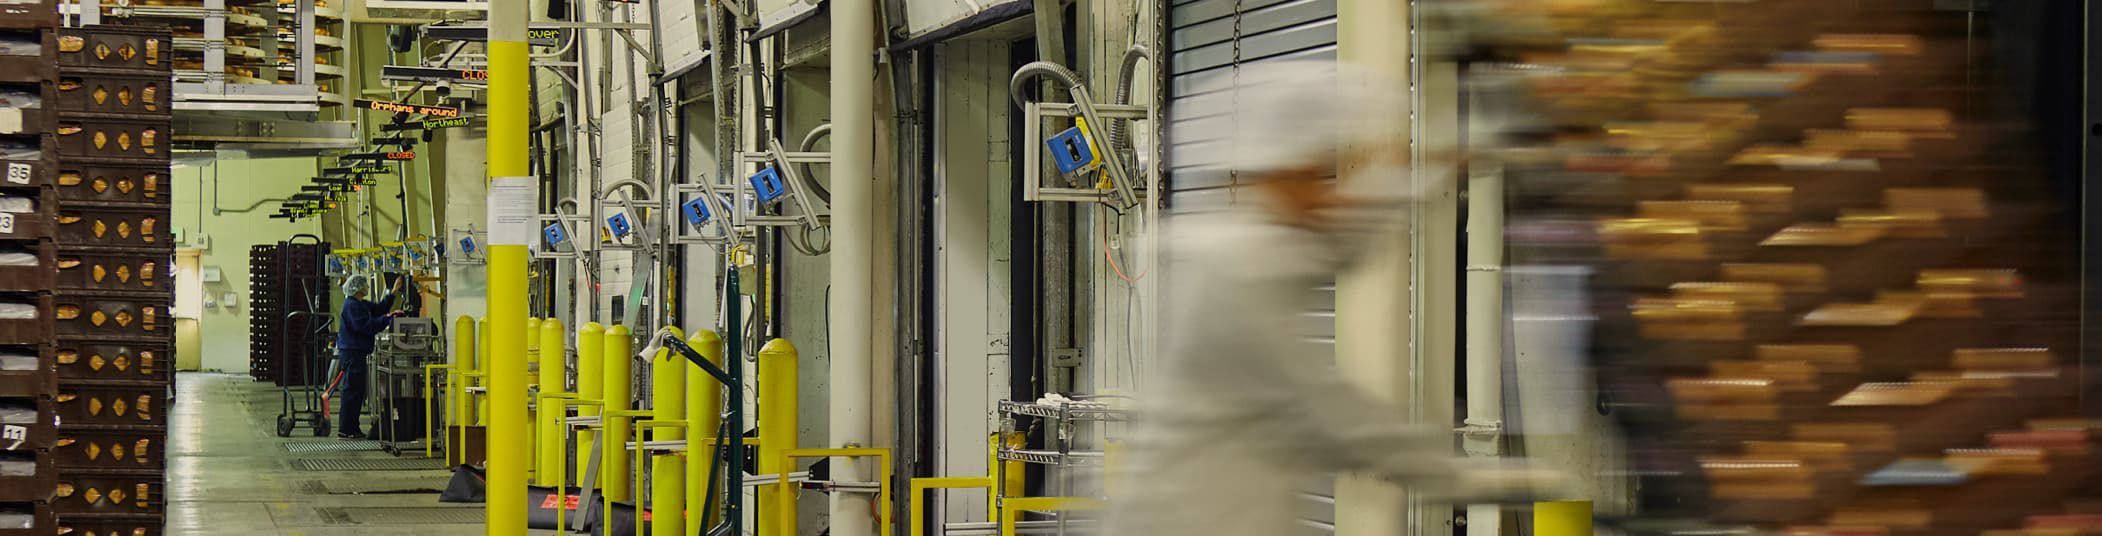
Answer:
334;274;403;439
1106;61;1561;536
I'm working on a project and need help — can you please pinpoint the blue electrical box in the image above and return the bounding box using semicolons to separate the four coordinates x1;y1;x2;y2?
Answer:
544;222;570;245
459;236;477;254
750;167;787;204
683;196;713;225
1047;125;1100;175
607;213;633;238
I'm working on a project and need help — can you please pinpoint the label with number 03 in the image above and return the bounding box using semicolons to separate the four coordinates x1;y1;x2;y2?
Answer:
0;213;14;234
5;162;28;184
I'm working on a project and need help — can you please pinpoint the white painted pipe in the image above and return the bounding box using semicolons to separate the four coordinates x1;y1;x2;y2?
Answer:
1463;159;1505;536
829;1;877;536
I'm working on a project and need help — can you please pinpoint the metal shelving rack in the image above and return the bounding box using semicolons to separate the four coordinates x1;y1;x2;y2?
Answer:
994;400;1130;536
73;0;324;111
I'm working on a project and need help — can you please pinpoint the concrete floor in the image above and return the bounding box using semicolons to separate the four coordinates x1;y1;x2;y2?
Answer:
167;371;494;535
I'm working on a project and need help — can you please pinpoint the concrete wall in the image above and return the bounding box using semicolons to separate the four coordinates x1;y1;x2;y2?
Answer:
170;156;326;373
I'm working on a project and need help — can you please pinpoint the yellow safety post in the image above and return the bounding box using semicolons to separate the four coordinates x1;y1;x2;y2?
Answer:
477;317;491;425
909;477;993;536
998;497;1101;536
538;319;568;486
603;326;635;503
651;327;687;536
758;339;799;536
1535;500;1593;536
485;0;531;526
577;322;604;490
778;448;891;536
452;315;477;464
525;316;542;480
424;363;454;459
988;432;1025;519
687;330;724;532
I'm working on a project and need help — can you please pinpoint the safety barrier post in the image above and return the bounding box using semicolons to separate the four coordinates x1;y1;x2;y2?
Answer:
650;328;688;536
758;339;798;536
1535;501;1592;536
578;322;605;489
603;326;635;503
538;319;568;485
451;315;476;463
687;330;724;532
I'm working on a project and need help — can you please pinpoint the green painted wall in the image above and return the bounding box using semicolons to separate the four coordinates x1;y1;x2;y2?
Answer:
170;155;325;373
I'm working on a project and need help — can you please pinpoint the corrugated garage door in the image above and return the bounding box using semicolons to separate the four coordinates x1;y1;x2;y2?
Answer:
1165;0;1339;532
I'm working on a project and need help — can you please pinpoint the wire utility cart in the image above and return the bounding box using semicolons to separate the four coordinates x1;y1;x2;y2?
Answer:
372;318;441;454
995;399;1131;536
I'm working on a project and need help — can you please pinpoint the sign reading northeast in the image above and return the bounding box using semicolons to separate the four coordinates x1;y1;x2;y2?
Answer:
355;99;462;118
382;65;490;84
381;116;474;132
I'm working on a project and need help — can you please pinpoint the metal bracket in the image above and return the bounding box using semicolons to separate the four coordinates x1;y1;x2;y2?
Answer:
1023;102;1150;206
732;138;829;229
531;214;594;259
446;227;487;265
1456;419;1504;457
670;183;736;245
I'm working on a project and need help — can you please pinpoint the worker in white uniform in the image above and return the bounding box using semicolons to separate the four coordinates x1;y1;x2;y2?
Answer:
1105;60;1564;536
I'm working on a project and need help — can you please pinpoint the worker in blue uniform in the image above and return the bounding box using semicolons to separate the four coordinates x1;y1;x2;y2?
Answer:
334;274;403;439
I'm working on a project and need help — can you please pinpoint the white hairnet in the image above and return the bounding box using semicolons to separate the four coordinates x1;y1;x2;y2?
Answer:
341;274;369;298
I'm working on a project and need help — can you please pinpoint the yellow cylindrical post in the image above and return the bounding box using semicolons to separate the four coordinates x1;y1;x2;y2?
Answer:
650;327;687;536
686;330;723;533
523;317;542;482
485;0;530;527
1535;501;1593;536
758;339;798;536
603;326;635;503
451;316;477;465
476;317;491;425
578;322;604;490
989;432;1025;519
537;319;567;486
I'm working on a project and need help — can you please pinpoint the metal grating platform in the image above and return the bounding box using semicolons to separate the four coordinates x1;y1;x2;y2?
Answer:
299;478;447;494
284;440;382;453
291;457;448;471
318;506;486;525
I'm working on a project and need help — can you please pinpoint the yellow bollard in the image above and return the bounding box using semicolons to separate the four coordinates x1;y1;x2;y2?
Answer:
687;330;723;533
989;432;1025;519
452;316;477;465
1535;500;1593;536
650;327;687;536
603;326;635;503
524;317;542;481
477;317;491;425
578;322;604;491
758;339;798;536
538;319;567;486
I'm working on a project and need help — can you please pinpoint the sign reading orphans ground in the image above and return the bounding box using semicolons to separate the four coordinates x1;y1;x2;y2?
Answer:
354;99;462;118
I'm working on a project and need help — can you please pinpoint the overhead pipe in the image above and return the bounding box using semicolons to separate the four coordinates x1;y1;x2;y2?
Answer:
830;1;878;536
484;0;532;525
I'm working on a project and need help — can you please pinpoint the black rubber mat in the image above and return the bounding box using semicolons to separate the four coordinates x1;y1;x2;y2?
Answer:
290;457;448;471
283;440;381;453
318;506;486;525
299;478;447;494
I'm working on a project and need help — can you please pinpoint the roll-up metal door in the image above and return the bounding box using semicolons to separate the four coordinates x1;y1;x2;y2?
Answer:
1165;0;1340;532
